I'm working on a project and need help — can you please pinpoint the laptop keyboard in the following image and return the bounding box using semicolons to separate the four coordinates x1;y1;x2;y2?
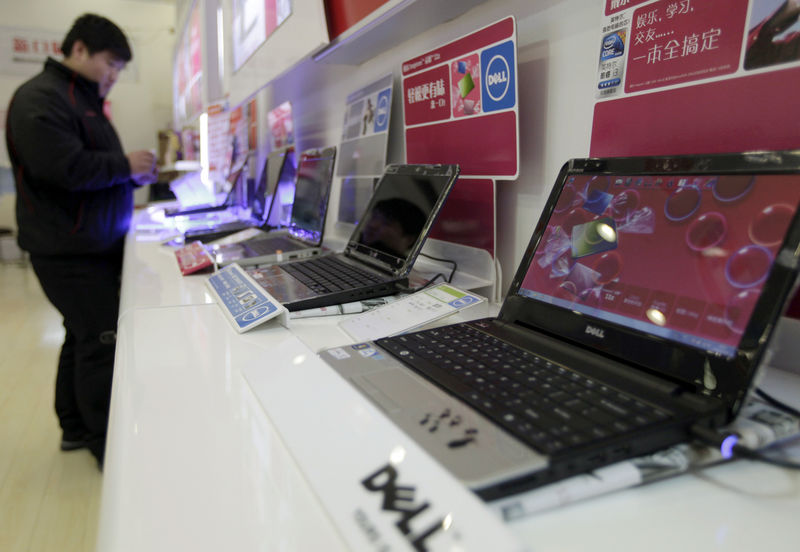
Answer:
377;323;671;456
282;255;388;294
246;236;301;255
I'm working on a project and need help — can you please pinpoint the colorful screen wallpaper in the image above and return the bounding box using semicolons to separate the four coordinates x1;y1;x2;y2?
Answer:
519;173;800;356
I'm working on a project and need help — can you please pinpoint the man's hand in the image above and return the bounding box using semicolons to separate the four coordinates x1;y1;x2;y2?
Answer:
126;150;157;186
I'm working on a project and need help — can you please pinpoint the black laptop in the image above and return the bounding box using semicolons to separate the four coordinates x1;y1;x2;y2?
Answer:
319;151;800;500
183;147;296;243
247;163;460;311
212;146;336;266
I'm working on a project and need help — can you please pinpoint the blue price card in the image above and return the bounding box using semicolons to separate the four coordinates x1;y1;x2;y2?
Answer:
206;264;289;333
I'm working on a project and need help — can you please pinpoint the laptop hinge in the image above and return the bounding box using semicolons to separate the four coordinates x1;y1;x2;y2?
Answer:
345;247;398;276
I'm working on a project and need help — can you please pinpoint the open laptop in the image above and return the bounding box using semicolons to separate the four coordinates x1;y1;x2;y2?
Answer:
182;146;296;243
163;152;250;218
319;151;800;500
246;163;460;311
212;146;337;266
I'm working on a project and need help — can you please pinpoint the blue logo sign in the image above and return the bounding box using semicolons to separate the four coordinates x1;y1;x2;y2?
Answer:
374;88;391;133
481;40;516;113
600;32;625;62
449;295;478;309
236;303;276;327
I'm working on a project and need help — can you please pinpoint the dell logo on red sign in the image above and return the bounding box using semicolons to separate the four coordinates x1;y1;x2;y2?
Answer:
484;55;510;102
480;40;516;112
486;70;508;87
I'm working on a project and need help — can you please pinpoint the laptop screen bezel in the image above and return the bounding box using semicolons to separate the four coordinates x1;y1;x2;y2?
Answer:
499;151;800;409
345;164;460;275
286;146;337;247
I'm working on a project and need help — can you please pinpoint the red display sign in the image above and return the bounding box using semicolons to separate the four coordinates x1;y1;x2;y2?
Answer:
605;0;653;16
428;178;495;256
323;0;390;39
591;0;800;157
174;2;203;122
268;100;294;149
625;0;748;93
403;65;449;126
591;67;800;157
402;16;519;179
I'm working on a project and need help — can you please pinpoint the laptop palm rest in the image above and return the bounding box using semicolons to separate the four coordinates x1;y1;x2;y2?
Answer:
326;349;547;489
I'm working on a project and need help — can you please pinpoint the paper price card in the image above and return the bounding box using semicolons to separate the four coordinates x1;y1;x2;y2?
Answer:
339;283;484;342
206;264;289;333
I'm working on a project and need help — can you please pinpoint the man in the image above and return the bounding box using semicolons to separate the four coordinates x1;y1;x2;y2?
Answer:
5;14;156;468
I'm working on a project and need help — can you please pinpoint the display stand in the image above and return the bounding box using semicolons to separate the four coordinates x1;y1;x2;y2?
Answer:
101;229;800;552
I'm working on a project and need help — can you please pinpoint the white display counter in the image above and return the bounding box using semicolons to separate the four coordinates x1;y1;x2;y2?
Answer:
98;224;800;551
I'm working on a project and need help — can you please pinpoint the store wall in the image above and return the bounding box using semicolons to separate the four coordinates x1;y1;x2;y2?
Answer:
213;0;599;294
0;0;176;226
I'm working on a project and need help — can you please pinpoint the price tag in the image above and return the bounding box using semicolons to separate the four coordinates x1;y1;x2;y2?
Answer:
206;264;289;332
339;283;484;341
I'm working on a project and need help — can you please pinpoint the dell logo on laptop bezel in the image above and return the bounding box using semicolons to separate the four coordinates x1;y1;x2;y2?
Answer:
585;325;605;339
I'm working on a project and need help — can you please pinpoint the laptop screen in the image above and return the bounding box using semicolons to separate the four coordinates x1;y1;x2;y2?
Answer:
252;147;295;222
288;147;337;244
349;164;460;270
516;169;800;360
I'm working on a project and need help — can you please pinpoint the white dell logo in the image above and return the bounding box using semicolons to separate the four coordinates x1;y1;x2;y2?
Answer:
485;54;510;102
486;71;507;86
585;325;605;339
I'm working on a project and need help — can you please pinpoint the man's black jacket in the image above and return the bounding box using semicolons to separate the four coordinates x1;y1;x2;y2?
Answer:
6;58;135;256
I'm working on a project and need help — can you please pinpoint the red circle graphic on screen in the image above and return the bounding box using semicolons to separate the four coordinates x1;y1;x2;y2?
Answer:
686;212;727;251
725;245;773;288
592;251;622;284
749;203;794;246
561;208;591;234
725;288;760;334
664;187;701;222
713;175;754;203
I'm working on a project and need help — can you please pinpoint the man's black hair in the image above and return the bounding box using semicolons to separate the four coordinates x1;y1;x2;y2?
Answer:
61;14;132;62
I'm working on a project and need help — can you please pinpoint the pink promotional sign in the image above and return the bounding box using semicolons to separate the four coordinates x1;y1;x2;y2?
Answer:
428;178;495;256
267;100;294;150
174;2;203;122
402;16;519;179
591;0;800;316
606;0;654;16
625;0;748;93
591;0;800;158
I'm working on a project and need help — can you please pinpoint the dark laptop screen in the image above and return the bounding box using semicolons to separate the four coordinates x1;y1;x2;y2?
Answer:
252;147;295;222
517;172;800;358
288;147;336;243
350;167;457;268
